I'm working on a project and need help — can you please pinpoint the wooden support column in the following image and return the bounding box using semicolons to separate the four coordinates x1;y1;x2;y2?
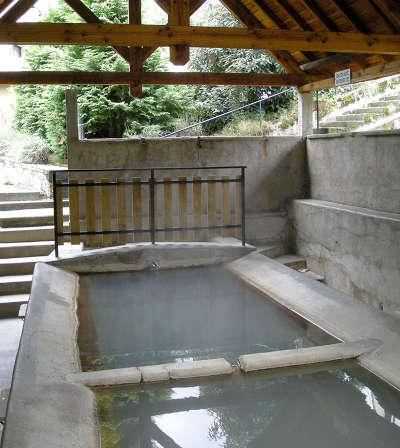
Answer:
298;91;313;137
169;0;190;65
129;0;143;96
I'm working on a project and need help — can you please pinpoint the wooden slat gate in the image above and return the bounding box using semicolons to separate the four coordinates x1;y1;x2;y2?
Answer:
52;166;246;257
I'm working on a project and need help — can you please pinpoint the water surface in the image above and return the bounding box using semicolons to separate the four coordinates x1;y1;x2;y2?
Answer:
78;265;325;371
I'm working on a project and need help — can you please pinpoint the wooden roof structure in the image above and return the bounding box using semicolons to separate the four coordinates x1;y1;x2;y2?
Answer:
0;0;400;95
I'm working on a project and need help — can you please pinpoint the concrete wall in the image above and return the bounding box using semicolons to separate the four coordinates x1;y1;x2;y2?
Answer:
291;132;400;313
307;131;400;213
68;136;306;246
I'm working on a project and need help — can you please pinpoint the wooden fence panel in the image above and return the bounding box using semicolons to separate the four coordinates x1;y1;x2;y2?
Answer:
101;178;112;246
132;177;143;242
193;176;202;240
207;176;216;239
56;183;64;244
163;176;173;241
85;179;96;247
117;178;127;244
69;179;80;245
178;176;187;241
221;176;231;237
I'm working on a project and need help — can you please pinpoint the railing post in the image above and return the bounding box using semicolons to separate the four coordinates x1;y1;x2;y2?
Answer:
149;168;156;244
52;171;59;258
241;167;246;246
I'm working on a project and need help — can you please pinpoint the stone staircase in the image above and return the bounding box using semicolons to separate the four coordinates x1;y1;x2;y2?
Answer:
0;188;59;319
318;93;400;133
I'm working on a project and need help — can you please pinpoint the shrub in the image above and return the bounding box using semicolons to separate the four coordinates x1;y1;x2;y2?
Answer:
0;131;51;164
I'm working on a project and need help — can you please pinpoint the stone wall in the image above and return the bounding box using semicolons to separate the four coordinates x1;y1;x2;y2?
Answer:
68;136;307;247
0;156;63;197
291;132;400;313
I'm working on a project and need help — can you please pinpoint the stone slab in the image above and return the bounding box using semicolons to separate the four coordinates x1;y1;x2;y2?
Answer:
239;339;381;372
229;252;400;390
67;367;141;387
168;358;233;379
139;364;170;383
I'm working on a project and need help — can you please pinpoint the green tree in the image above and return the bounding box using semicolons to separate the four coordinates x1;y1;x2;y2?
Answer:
14;0;186;162
183;2;294;134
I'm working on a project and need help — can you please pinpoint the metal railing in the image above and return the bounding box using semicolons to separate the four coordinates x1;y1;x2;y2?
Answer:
51;166;246;257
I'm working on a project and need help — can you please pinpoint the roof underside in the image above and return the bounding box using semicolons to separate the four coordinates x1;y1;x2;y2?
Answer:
0;0;399;93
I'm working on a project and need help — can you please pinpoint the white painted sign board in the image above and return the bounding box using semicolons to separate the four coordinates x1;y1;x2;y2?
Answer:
335;68;352;87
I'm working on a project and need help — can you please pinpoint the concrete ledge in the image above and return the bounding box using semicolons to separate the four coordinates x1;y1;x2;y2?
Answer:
50;242;255;273
67;367;141;387
139;365;170;382
168;358;233;379
239;339;381;372
2;263;99;448
229;252;400;390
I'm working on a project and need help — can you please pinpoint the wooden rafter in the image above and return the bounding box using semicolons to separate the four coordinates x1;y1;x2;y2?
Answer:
299;0;339;31
2;23;400;55
300;58;400;92
331;0;370;33
221;0;302;73
368;0;400;33
0;70;313;86
0;0;15;14
0;0;38;22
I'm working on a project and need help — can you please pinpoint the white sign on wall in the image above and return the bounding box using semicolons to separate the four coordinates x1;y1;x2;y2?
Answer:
335;68;352;87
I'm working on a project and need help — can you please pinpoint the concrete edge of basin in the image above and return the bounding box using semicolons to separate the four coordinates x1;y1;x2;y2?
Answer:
1;262;99;448
228;252;400;391
49;241;256;273
238;339;382;373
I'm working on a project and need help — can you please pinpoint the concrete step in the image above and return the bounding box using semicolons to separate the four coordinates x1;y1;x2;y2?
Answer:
0;208;69;228
382;95;400;101
0;275;32;295
0;199;67;211
335;114;365;121
0;241;54;258
0;226;54;243
368;100;400;107
18;303;27;318
0;190;43;202
350;107;386;114
321;120;363;128
274;254;307;270
0;256;51;276
0;294;29;318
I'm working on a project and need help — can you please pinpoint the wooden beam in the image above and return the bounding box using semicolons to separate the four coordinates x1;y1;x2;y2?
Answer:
0;0;38;22
369;0;400;30
331;0;370;33
2;23;400;55
299;59;400;92
300;53;369;73
169;0;190;65
276;0;313;31
63;0;130;61
0;70;313;86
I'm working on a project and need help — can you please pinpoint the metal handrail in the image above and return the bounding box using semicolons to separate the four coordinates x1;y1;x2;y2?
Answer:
51;166;246;257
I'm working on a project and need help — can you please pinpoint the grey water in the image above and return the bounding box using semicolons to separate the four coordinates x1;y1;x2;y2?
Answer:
78;265;328;371
95;362;400;448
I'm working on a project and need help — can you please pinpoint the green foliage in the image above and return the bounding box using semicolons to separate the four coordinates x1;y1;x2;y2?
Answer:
14;0;187;163
183;2;294;135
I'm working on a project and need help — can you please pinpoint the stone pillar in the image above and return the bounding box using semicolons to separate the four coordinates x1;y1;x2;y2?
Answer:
298;91;313;137
65;89;82;144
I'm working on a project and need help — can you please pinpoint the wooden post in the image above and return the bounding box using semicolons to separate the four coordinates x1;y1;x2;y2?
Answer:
129;0;143;96
169;0;190;65
235;175;241;239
